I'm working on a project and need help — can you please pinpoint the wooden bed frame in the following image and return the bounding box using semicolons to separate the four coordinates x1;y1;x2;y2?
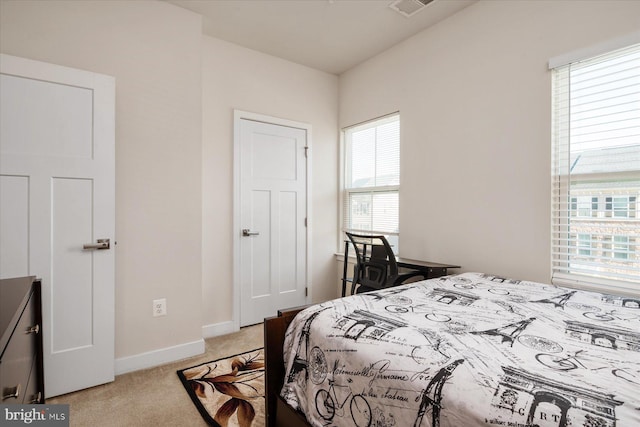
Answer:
264;306;313;427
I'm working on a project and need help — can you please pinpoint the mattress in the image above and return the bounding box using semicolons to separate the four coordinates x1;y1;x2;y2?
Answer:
281;272;640;427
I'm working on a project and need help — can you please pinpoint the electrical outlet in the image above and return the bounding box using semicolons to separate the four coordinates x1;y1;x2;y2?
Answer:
153;298;167;317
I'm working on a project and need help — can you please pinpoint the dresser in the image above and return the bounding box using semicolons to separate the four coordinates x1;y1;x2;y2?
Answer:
1;276;45;404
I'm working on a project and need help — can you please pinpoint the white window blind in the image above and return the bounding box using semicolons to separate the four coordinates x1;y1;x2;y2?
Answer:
551;42;640;294
342;114;400;249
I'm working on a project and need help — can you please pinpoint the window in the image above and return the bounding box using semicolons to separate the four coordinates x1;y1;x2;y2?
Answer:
551;42;640;292
577;234;592;256
611;196;637;218
613;236;630;260
342;113;400;251
571;196;593;217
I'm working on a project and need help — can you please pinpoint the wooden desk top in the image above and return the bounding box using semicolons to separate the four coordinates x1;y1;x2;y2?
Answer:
396;258;460;270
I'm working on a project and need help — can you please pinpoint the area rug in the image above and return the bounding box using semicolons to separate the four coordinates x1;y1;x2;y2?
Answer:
177;348;265;427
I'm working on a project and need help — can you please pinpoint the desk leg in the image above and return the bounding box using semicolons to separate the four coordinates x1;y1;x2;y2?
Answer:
428;268;448;279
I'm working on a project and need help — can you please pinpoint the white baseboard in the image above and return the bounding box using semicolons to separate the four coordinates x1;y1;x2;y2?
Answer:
114;321;240;375
202;320;237;339
115;339;205;375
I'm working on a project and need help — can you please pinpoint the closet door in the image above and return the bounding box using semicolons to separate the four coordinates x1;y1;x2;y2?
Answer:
0;54;115;397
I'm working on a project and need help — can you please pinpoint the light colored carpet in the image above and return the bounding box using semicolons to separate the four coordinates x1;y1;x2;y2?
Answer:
47;324;264;426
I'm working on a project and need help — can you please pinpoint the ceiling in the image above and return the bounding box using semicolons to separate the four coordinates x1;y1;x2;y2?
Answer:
166;0;475;75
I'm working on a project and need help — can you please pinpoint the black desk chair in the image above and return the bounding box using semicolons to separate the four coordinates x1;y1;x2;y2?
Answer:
346;232;428;294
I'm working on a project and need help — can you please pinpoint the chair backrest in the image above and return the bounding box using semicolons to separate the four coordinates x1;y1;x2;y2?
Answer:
346;232;398;290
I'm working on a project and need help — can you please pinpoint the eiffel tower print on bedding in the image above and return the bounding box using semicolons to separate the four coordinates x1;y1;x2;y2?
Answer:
281;272;640;427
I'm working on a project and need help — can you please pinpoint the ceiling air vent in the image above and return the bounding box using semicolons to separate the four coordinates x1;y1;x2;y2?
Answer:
389;0;435;18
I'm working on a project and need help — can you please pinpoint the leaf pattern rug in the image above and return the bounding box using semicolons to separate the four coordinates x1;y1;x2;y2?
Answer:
177;348;265;427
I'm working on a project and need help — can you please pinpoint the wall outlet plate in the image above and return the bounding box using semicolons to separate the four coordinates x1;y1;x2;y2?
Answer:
153;298;167;317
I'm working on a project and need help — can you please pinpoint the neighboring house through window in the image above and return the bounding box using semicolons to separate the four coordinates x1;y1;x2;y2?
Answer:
342;113;400;252
551;41;640;294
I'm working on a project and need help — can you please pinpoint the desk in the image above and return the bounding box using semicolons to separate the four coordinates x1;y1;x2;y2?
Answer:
340;240;460;297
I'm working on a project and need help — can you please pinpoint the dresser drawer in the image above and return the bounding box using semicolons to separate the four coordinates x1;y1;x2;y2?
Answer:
1;292;38;403
22;356;42;404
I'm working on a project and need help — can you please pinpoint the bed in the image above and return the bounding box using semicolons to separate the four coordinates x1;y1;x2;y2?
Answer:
264;272;640;427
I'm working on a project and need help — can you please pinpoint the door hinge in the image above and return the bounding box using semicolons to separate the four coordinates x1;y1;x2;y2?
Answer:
304;217;308;227
304;146;309;158
305;287;308;297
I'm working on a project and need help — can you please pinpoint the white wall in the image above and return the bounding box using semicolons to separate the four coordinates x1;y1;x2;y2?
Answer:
0;0;339;366
339;0;640;284
201;36;339;332
0;0;204;360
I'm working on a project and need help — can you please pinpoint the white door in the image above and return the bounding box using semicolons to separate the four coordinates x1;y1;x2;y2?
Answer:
0;54;115;397
237;116;308;326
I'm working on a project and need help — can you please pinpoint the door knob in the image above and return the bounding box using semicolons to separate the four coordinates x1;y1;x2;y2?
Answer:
242;229;260;237
83;238;110;250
